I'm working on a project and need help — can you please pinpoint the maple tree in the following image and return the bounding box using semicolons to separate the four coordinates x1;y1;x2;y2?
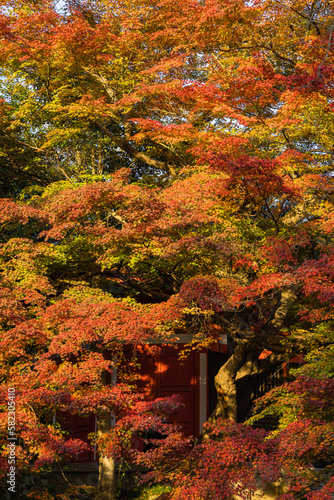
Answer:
0;193;186;499
0;0;333;498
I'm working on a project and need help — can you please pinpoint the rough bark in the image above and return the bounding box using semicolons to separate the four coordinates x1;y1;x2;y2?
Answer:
95;411;116;500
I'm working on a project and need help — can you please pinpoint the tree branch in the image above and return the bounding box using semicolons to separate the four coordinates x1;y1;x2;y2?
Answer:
93;120;174;174
262;285;300;335
281;196;319;225
102;269;171;302
83;67;117;102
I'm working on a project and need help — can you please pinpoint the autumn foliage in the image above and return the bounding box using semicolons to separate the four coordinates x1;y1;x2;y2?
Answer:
0;0;333;498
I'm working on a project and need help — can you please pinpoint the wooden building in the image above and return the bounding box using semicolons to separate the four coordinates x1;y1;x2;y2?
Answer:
62;334;303;462
62;335;228;462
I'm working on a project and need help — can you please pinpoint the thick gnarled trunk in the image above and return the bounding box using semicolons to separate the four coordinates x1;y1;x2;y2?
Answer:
207;286;300;427
210;344;248;422
208;348;288;427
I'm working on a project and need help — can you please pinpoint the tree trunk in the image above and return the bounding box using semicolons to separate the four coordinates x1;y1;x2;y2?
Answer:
95;411;116;500
235;352;263;422
206;347;286;427
208;344;249;423
198;287;300;442
197;345;246;443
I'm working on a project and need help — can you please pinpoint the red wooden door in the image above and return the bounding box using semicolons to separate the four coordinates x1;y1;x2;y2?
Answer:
135;344;200;437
